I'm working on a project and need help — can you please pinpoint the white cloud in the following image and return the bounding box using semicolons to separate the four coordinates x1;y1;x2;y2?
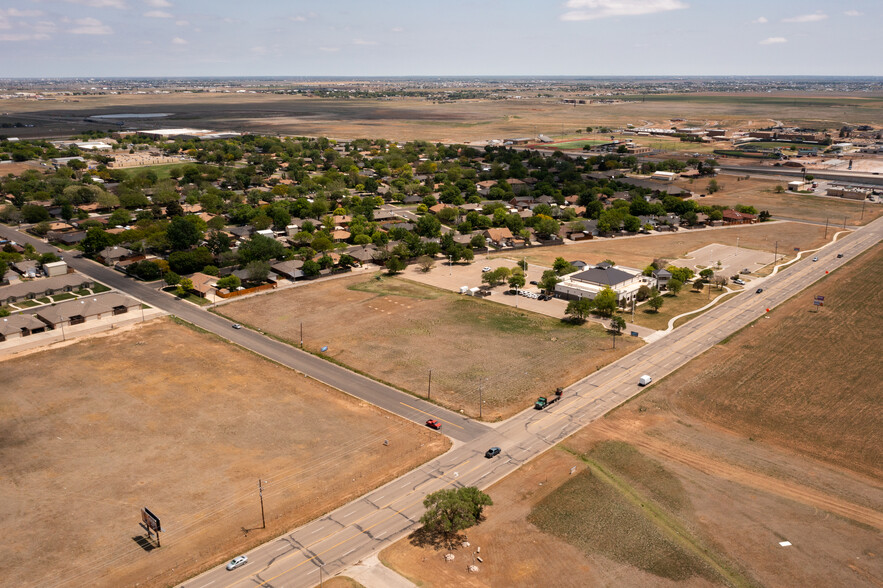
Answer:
64;0;127;8
0;32;51;41
144;10;172;18
759;36;787;45
7;9;44;17
753;16;767;24
561;0;687;21
145;0;172;6
352;38;376;45
319;46;339;52
844;10;861;17
175;19;188;26
171;36;187;44
391;26;403;32
289;15;306;22
783;13;827;23
68;16;112;34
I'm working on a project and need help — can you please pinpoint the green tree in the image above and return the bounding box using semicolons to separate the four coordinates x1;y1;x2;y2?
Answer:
636;284;652;301
216;275;241;290
238;234;286;264
610;315;626;335
533;215;560;240
80;226;113;257
419;487;493;548
707;179;720;194
415;214;442;237
385;255;406;275
302;259;320;277
245;260;271;282
565;298;594;322
593;287;618;317
539;269;560;293
553;257;575;275
130;260;162;281
508;272;526;291
668;278;684;295
176;277;194;297
648;294;664;312
166;215;202;251
164;271;181;287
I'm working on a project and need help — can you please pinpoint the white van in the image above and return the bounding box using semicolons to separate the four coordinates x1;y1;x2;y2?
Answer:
638;375;652;386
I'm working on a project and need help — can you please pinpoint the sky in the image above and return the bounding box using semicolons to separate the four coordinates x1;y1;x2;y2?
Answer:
0;0;880;78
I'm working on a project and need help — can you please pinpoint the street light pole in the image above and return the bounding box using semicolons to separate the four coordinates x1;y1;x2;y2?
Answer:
479;380;483;420
427;369;432;400
258;479;266;529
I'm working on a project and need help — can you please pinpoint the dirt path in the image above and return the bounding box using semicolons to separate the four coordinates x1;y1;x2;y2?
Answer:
591;422;883;530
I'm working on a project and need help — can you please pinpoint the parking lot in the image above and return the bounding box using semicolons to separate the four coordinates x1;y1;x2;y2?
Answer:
402;258;656;338
672;244;777;282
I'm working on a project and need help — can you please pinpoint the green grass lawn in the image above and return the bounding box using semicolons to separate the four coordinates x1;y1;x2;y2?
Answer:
628;287;732;331
16;300;40;308
74;289;91;296
737;141;822;151
50;293;76;302
546;139;610;150
182;293;210;306
114;163;184;181
91;283;111;293
36;297;50;304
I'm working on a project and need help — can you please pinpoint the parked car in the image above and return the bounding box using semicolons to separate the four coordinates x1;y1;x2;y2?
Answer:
812;256;819;262
755;288;764;294
482;267;492;273
485;447;501;459
232;324;242;329
226;555;248;570
529;280;538;285
732;278;745;285
836;253;843;258
425;419;441;430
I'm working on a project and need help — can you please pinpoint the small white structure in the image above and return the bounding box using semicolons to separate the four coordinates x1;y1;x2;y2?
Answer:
651;171;677;182
788;181;810;191
468;287;480;296
639;375;652;386
459;286;469;294
43;260;68;277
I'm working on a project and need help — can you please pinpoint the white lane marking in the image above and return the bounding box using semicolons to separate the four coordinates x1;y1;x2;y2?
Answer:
197;582;215;588
341;548;357;558
275;545;288;552
344;509;357;517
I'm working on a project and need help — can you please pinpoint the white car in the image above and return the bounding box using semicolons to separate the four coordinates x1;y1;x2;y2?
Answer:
732;279;745;285
812;256;819;262
482;267;492;273
226;555;248;570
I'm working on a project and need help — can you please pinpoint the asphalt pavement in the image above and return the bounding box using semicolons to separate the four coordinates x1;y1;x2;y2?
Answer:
3;217;881;588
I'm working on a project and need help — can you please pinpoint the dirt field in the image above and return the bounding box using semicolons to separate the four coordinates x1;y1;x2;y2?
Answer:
218;274;640;420
496;221;828;273
674;176;883;226
380;242;883;588
0;318;448;588
6;91;883;143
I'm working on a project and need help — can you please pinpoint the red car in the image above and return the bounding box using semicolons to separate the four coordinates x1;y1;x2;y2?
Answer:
425;419;441;430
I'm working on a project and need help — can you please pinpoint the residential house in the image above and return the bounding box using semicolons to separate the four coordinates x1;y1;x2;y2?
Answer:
721;209;757;225
483;227;514;247
188;272;218;298
0;273;94;304
35;292;141;329
97;246;133;266
0;313;49;342
652;268;672;290
11;260;40;278
271;260;305;280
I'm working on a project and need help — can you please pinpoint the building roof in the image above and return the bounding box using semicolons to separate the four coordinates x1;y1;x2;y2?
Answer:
0;313;47;337
35;292;139;325
570;265;636;288
188;272;217;294
0;273;93;301
484;227;513;242
98;246;132;259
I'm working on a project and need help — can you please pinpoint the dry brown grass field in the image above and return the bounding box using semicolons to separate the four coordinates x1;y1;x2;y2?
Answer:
496;220;828;271
5;91;883;142
381;244;883;588
0;318;448;588
674;176;883;226
218;274;640;420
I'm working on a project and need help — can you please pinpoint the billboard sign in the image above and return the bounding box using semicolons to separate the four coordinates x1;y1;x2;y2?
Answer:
142;507;162;533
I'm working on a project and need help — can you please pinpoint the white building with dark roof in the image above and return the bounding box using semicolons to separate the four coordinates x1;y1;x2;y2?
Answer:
554;262;651;306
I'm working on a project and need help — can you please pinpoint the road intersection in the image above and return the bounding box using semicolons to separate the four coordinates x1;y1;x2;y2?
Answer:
2;215;880;588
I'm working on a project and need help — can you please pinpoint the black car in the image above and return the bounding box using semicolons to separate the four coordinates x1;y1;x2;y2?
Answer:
484;447;501;459
529;280;538;285
755;288;763;294
837;253;843;258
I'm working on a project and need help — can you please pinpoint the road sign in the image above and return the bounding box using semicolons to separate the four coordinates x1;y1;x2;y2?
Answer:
815;295;825;301
813;300;823;307
142;507;162;533
794;247;800;251
320;345;328;352
630;331;639;337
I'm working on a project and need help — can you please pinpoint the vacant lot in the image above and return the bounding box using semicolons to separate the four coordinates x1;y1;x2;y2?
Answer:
667;243;883;478
220;274;640;420
497;221;827;272
675;176;883;226
0;318;447;588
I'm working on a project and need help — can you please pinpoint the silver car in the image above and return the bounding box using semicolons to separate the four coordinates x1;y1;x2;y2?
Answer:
227;555;248;570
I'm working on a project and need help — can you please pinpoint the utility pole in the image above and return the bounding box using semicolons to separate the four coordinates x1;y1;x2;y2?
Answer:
258;479;266;529
774;241;778;264
479;380;483;420
824;217;829;238
861;199;866;221
427;369;432;400
300;321;303;348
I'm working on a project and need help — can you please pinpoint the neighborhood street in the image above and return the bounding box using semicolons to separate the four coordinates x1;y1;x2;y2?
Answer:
2;215;881;588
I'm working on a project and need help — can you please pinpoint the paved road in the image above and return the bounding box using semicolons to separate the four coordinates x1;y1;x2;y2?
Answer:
178;217;882;588
0;226;487;443
5;217;881;588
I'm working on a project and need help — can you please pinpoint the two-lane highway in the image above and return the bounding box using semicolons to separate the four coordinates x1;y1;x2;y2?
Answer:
0;225;488;442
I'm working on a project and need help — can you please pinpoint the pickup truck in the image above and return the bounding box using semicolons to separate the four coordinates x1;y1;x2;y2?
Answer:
534;387;564;410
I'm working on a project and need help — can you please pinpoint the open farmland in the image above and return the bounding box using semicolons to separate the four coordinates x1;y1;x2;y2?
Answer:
495;221;828;272
6;91;883;143
673;176;883;226
0;318;447;588
381;246;883;587
219;274;640;420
